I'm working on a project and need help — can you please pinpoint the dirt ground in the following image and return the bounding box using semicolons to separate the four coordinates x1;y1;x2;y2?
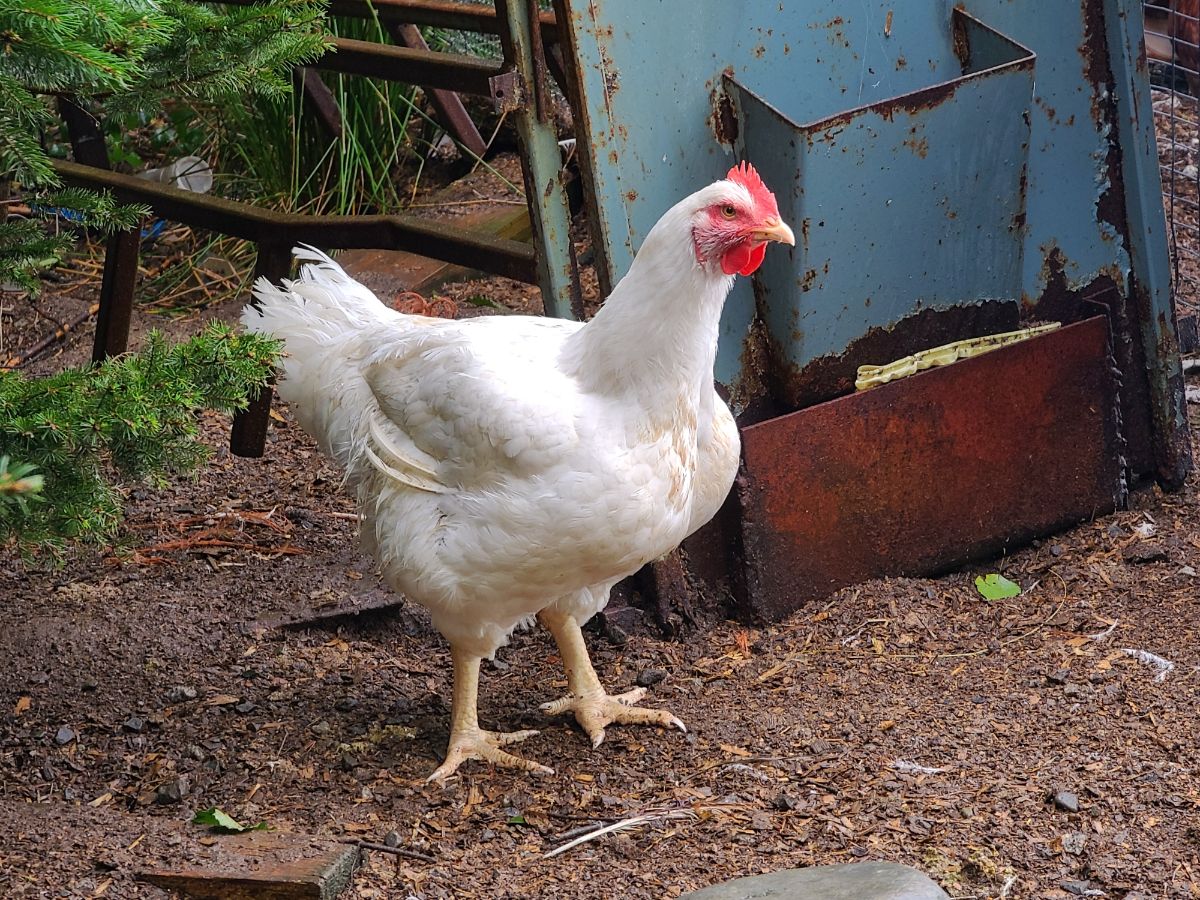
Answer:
3;157;1200;900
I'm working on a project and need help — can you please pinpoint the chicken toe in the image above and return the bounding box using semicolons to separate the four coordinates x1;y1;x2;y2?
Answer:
427;646;553;782
427;725;551;782
538;608;686;749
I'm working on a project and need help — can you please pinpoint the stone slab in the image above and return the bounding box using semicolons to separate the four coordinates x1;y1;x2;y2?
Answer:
681;862;950;900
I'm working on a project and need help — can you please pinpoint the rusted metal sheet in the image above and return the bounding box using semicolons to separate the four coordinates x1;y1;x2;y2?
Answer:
558;0;1188;492
734;316;1122;621
726;9;1035;412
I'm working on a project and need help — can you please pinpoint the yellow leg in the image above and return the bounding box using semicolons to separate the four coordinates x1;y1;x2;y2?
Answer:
537;608;686;748
427;645;552;782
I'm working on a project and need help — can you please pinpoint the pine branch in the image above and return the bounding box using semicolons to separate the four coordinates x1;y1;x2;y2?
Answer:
0;323;281;555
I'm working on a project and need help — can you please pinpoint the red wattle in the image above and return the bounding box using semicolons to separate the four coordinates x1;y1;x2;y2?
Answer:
739;242;767;276
721;242;751;275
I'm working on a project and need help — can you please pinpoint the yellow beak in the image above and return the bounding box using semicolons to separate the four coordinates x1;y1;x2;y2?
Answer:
751;217;795;246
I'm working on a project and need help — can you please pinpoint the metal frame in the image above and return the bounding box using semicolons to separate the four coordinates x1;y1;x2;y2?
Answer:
58;0;577;457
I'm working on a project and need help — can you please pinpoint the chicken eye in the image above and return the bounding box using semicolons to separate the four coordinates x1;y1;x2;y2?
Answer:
721;205;737;219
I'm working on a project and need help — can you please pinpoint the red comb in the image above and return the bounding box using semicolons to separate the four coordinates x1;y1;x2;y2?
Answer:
726;161;778;213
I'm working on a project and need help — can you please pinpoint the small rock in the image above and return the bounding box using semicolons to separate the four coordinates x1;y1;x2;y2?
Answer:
1063;682;1093;699
605;623;629;646
234;701;257;714
485;657;509;672
122;716;146;733
1053;790;1080;813
1123;543;1168;565
311;720;333;736
636;669;667;687
81;681;98;693
383;830;402;848
186;744;206;762
154;775;189;805
1106;522;1124;538
1061;880;1098;896
334;698;359;713
1062;831;1086;854
165;685;198;703
772;792;800;811
750;812;773;831
55;725;76;746
1050;543;1066;557
340;753;358;771
1046;668;1071;685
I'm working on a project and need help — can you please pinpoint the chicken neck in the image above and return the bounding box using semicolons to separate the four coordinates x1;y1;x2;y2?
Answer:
559;213;735;419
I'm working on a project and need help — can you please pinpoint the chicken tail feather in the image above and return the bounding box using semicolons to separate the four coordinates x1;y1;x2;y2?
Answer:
241;246;392;474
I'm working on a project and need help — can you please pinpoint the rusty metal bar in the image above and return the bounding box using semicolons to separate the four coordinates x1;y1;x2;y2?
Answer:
297;68;343;138
496;0;580;319
230;244;292;458
92;228;140;362
219;0;559;41
1104;0;1192;488
391;23;488;159
56;97;108;169
53;160;538;283
525;0;552;124
56;96;144;363
315;37;504;95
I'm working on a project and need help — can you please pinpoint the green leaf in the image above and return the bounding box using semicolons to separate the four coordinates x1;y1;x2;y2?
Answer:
506;814;527;826
974;573;1021;601
191;807;268;833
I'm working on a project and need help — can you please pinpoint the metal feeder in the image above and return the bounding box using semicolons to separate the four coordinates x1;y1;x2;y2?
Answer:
555;0;1190;619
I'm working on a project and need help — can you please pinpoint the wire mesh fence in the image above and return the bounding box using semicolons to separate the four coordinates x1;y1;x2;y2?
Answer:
1146;0;1200;328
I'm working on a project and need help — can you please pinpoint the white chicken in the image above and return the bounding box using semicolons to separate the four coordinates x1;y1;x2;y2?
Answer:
243;163;794;780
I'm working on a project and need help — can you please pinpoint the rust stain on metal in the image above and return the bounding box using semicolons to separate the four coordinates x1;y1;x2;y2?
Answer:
763;301;1020;411
733;316;1121;620
902;129;929;158
951;8;970;69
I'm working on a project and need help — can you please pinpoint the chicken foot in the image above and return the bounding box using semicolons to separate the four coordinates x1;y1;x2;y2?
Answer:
537;608;686;748
427;646;554;782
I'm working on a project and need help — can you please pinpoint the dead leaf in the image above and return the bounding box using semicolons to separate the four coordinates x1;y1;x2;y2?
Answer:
14;695;30;715
204;694;240;707
720;743;752;757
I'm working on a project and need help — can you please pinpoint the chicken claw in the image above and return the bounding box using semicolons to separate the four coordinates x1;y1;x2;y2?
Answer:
538;608;687;749
427;646;554;782
540;687;686;749
427;726;552;783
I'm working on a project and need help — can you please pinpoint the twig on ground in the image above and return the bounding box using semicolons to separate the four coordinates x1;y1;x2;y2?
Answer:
338;838;435;863
3;302;99;369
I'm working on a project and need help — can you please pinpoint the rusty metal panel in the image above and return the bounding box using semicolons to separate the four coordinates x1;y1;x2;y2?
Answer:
734;316;1122;620
725;10;1035;410
558;0;1188;487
